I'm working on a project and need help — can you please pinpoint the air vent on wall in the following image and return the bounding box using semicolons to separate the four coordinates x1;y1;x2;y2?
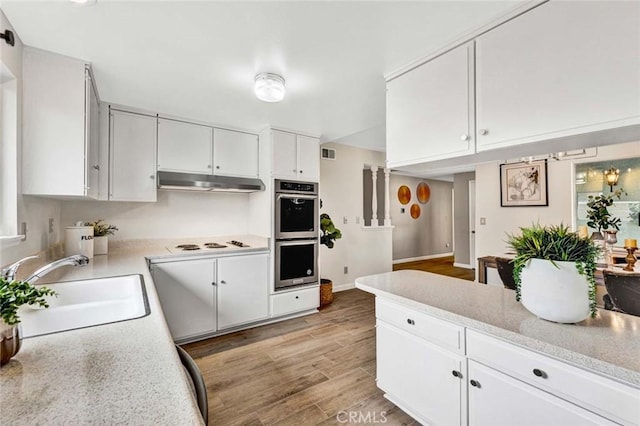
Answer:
321;147;336;160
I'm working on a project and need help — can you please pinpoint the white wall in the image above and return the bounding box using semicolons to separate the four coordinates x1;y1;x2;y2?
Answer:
319;142;392;289
475;141;640;268
60;190;250;240
390;175;453;261
1;11;62;266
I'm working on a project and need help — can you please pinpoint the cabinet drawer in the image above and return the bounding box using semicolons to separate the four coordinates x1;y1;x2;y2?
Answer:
467;330;640;425
375;298;464;354
271;287;319;317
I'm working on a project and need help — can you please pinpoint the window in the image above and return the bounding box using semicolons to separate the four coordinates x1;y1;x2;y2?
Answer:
0;61;19;240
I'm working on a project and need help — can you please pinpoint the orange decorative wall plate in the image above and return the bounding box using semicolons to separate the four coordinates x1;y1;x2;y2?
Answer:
410;204;421;219
397;185;411;205
417;182;431;204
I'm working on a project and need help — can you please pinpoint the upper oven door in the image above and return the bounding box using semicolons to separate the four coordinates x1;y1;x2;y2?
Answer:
275;193;319;239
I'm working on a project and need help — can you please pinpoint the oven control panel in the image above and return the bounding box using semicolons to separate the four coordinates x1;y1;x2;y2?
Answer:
276;180;318;194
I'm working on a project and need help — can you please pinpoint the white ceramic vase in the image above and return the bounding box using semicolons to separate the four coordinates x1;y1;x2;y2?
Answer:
520;258;590;323
94;236;108;255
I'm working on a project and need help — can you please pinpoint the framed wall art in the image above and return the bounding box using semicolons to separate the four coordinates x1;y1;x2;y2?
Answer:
500;159;548;207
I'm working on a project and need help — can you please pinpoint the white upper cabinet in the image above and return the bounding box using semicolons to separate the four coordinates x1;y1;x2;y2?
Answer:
296;134;321;181
386;42;475;167
22;48;101;198
157;118;212;174
475;1;640;151
109;109;157;202
213;128;259;178
272;130;319;181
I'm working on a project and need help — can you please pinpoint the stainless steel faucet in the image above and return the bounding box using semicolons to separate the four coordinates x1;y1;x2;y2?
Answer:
3;254;90;284
1;255;39;282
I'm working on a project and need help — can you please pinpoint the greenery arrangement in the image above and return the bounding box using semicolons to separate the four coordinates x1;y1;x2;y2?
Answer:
86;219;119;237
507;223;599;318
585;188;626;232
0;278;57;325
320;213;342;249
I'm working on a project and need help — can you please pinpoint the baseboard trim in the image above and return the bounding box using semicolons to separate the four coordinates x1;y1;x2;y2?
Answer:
393;252;454;264
453;262;474;270
333;282;356;292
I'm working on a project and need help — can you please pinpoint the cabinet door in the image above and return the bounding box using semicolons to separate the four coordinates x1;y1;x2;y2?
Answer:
109;110;157;202
217;254;269;329
22;48;87;197
272;130;298;178
151;259;217;341
213;128;259;178
476;1;640;151
296;135;320;182
84;70;100;199
377;321;465;426
468;361;615;426
386;43;474;167
157;118;213;174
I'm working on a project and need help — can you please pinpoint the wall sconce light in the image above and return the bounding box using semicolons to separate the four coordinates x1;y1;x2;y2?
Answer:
604;166;620;192
254;73;285;103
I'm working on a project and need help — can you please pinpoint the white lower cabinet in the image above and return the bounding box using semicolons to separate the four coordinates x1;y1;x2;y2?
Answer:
377;321;466;426
374;298;640;426
270;286;319;317
150;252;269;341
217;254;269;330
467;360;614;426
151;258;217;341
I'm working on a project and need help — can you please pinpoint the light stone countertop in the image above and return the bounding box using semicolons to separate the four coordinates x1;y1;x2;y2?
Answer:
0;235;269;425
355;270;640;388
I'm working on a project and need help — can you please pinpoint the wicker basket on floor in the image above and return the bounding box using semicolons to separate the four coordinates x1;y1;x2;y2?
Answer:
320;279;334;307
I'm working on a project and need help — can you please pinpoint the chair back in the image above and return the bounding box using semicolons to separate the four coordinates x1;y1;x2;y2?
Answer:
603;270;640;317
495;257;516;290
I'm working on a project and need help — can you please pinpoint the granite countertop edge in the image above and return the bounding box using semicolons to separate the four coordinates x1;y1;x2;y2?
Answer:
355;270;640;388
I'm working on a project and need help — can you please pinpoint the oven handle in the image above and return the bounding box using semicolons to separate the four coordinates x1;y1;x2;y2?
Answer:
277;239;319;247
276;194;318;201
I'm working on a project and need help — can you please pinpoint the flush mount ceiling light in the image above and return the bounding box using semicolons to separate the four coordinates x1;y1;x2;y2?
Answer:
254;73;285;103
604;166;620;192
69;0;97;6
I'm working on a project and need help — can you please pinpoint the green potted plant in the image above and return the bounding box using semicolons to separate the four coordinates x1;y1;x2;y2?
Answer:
0;278;56;365
86;220;118;255
507;223;599;323
585;188;625;239
319;213;342;307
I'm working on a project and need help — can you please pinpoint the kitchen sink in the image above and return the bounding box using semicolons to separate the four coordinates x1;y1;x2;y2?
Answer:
19;274;150;338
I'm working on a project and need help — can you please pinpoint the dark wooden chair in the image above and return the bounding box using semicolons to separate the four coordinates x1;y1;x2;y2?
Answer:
495;257;516;290
603;270;640;317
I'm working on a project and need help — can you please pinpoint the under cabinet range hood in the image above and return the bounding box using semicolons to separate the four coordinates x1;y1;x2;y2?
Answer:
157;171;265;193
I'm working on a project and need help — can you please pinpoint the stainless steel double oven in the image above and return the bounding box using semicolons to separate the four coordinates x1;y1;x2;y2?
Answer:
274;180;319;290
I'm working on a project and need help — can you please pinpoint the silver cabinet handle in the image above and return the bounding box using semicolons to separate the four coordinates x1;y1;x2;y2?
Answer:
461;134;470;141
220;280;226;284
207;165;212;169
293;169;297;173
93;165;100;171
299;170;303;173
216;165;220;169
150;175;155;180
211;281;216;286
479;129;489;136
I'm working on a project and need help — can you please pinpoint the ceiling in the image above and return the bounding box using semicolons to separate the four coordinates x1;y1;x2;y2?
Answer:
2;0;523;152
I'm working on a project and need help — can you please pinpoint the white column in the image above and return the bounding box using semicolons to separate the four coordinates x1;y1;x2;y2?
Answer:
371;165;378;227
384;167;391;226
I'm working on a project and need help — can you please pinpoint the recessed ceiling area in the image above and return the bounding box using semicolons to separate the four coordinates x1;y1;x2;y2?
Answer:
1;1;524;151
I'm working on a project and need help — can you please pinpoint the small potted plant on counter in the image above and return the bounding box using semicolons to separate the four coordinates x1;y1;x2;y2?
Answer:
319;213;342;308
507;223;599;323
0;278;56;365
86;220;118;255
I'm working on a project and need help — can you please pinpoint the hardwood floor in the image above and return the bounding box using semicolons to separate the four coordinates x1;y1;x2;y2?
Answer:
182;289;417;426
393;255;475;281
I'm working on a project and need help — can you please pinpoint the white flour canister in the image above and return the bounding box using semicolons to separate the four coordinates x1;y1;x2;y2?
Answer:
65;225;94;258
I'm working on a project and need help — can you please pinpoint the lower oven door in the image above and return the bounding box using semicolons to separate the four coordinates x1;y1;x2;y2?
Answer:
275;239;318;290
